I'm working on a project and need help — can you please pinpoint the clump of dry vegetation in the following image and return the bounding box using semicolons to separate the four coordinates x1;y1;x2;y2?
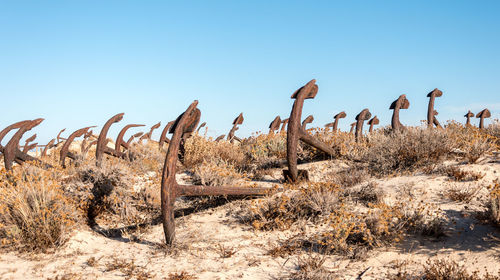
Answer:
442;165;485;182
488;181;500;225
359;128;454;176
444;183;483;203
0;164;76;252
388;258;500;280
238;180;445;259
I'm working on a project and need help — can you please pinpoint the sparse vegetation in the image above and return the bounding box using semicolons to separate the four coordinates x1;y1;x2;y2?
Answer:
0;119;498;278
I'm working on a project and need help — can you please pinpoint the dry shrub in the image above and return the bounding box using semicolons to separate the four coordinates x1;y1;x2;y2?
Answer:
443;165;485;182
350;182;382;205
318;202;405;256
242;132;286;167
310;128;358;160
388;258;500;280
446;121;496;162
0;165;75;252
328;167;369;188
485;119;500;149
126;141;164;173
318;198;445;257
105;257;155;279
360;127;453;176
243;183;343;231
284;254;336;280
167;271;198;280
464;138;491;163
184;134;246;170
192;158;243;187
69;160;149;227
444;183;482;203
488;181;500;225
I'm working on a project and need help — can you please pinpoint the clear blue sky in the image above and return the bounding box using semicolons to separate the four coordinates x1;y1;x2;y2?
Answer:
1;1;499;144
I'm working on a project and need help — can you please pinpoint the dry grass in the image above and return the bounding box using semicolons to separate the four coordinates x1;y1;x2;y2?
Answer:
284;254;335;280
360;127;454;176
388;258;500;280
104;256;155;279
0;164;75;252
442;165;485;182
192;158;243;187
241;182;343;231
444;183;482;203
488;181;500;225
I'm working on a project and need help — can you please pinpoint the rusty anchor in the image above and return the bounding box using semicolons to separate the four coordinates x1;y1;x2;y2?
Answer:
283;79;336;182
41;139;56;157
127;132;144;146
159;121;175;149
60;126;96;168
160;100;271;245
367;116;379;133
215;135;226;142
147;122;161;140
476;109;491;129
196;122;206;133
390;94;409;131
332;111;346;131
227;113;244;142
96;113;124;166
427;88;443;129
1;119;51;170
269;116;281;134
464;110;474;127
355;109;371;142
349;122;356;134
280;118;289;132
301;115;314;130
115;124;145;155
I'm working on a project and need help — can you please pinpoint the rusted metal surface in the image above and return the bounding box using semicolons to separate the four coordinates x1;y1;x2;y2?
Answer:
269;116;281;134
147;122;161;140
22;142;38;153
465;110;474;126
3;119;44;170
301;115;314;130
41;139;55;157
115;124;145;154
215;135;225;142
96;113;124;166
60;126;94;168
196;122;206;133
22;134;37;153
367;116;379;133
139;132;150;144
169;107;201;164
427;88;443;128
355;109;371;142
82;140;97;155
349;122;356;134
333;111;346;131
390;94;409;131
56;128;66;144
159;121;175;149
24;134;37;145
283;80;336;182
280;118;289;132
476;108;491;129
80;129;95;154
227;113;244;142
160;101;270;245
324;122;334;130
127;132;144;146
0;120;31;146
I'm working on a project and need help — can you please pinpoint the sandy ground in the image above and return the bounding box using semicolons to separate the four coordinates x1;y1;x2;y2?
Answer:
1;157;499;280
